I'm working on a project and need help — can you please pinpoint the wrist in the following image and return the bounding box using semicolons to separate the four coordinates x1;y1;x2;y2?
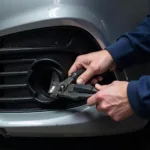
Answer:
105;38;134;69
102;49;116;71
102;49;114;62
127;80;147;118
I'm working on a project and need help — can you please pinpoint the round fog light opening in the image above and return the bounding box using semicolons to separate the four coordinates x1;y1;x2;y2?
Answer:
27;59;64;104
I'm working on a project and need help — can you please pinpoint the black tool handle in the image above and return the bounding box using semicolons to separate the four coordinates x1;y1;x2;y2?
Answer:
70;68;86;82
70;68;111;83
74;84;98;94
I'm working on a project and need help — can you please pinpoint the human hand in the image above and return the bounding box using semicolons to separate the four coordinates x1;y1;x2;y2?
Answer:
87;81;134;121
68;50;115;84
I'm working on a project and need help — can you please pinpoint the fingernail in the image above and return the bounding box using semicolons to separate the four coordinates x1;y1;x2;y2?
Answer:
77;78;84;84
95;84;101;90
95;83;98;86
95;84;99;88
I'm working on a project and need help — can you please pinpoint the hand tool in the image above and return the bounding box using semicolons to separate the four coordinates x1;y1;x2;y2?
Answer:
48;68;98;101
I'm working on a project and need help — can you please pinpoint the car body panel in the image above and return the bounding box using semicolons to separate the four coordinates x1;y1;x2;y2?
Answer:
0;0;149;137
0;108;147;137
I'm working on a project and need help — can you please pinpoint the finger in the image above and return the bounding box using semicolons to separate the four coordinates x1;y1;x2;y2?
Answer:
95;84;108;90
95;83;111;90
68;62;83;76
87;92;103;106
77;67;96;84
90;76;103;85
90;78;98;85
95;84;102;90
96;102;109;112
87;94;98;106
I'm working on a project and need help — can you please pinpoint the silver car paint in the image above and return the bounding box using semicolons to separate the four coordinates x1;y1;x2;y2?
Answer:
0;0;149;137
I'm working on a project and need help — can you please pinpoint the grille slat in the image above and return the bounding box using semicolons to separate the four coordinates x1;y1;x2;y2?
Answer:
0;84;27;90
0;97;33;102
0;56;36;108
0;71;28;76
0;47;69;54
0;59;35;64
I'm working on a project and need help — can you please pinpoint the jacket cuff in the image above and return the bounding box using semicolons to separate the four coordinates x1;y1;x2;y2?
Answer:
127;80;147;119
106;38;134;69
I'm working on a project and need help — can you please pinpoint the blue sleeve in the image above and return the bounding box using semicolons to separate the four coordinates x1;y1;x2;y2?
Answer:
128;76;150;119
106;13;150;69
105;13;150;119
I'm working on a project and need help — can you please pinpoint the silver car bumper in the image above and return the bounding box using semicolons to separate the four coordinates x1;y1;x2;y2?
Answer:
0;105;147;137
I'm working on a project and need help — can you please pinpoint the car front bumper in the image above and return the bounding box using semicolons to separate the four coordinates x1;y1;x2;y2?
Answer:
0;105;147;137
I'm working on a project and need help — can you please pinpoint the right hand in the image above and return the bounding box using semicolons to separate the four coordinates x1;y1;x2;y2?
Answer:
68;50;115;84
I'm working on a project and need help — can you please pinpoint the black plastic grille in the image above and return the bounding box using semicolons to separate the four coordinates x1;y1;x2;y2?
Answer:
0;26;101;112
0;58;35;101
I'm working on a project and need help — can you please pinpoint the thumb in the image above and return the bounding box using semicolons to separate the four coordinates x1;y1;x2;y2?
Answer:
77;67;95;84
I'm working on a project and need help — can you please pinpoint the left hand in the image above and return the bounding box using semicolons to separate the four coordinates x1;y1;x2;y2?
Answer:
87;81;134;121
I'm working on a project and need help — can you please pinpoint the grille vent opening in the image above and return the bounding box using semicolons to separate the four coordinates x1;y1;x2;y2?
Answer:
0;26;116;112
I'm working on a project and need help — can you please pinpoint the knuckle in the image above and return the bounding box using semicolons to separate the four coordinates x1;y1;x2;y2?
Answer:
76;55;82;62
112;80;119;84
100;102;108;110
97;92;103;99
89;64;98;73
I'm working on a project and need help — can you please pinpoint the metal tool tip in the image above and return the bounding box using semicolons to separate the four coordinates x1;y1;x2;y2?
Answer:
48;86;56;94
